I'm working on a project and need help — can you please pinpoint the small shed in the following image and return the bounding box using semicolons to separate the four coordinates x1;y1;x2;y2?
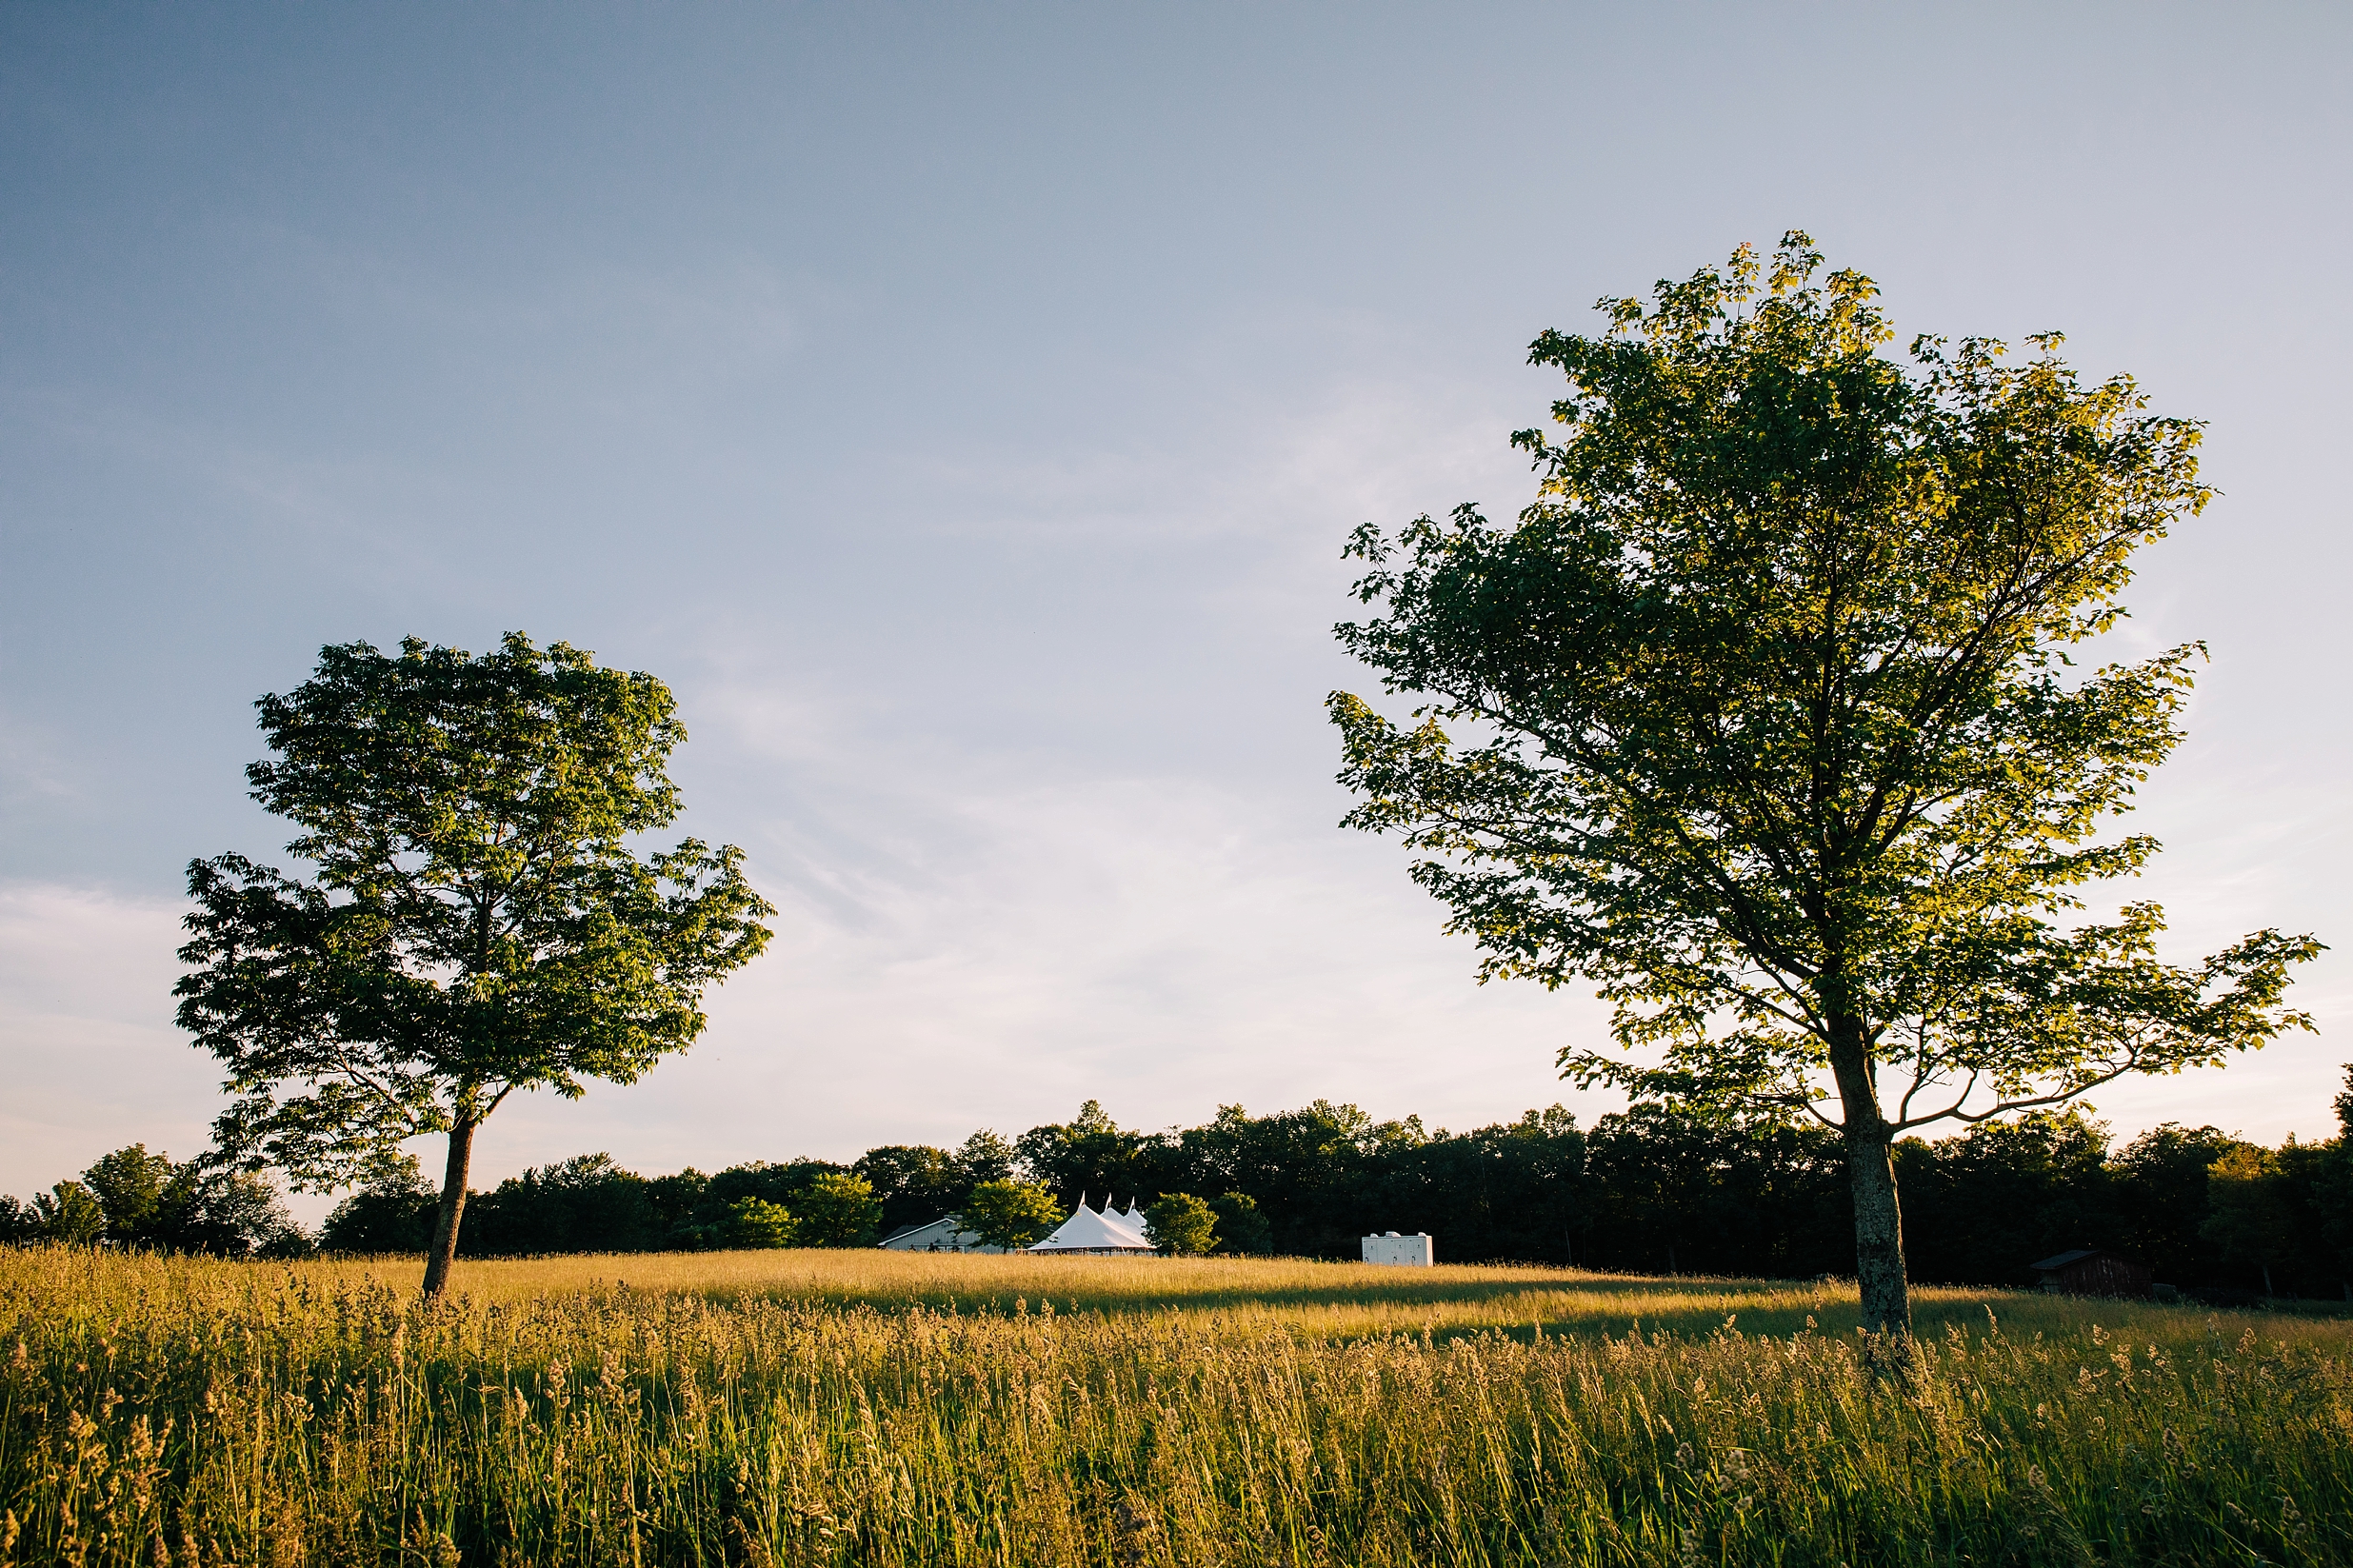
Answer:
2031;1249;2153;1298
1363;1232;1434;1266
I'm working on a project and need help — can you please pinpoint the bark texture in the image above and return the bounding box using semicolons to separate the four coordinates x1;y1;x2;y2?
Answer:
421;1115;476;1300
1844;1127;1911;1336
1829;1024;1912;1339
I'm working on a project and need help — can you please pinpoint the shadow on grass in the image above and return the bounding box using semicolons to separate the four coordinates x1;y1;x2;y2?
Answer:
423;1249;2353;1346
734;1265;1805;1318
736;1271;2353;1345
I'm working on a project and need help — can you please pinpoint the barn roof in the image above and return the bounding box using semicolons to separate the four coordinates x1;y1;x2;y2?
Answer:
2031;1249;2102;1271
879;1215;998;1252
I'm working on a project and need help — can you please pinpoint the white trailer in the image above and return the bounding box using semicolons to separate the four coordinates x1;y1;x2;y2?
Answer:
1362;1231;1434;1266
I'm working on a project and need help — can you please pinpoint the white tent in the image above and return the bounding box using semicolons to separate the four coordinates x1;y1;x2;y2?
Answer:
1028;1194;1155;1254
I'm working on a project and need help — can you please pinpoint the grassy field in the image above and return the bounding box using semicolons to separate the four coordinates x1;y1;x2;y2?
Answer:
3;1248;2347;1566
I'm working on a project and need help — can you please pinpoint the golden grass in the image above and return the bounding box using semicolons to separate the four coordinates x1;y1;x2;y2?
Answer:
3;1246;2348;1565
242;1245;2353;1349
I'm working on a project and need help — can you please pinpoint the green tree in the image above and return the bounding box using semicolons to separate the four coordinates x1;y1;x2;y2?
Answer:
31;1181;108;1245
2108;1122;2241;1285
1015;1101;1146;1205
166;1168;308;1258
80;1144;176;1241
2201;1145;2296;1297
0;1197;41;1246
2326;1066;2353;1297
320;1158;439;1255
1206;1192;1274;1255
1143;1192;1217;1256
794;1173;881;1248
720;1196;799;1249
854;1144;966;1234
68;1144;306;1257
957;1180;1063;1252
953;1129;1019;1188
1330;234;2321;1337
463;1154;665;1257
175;634;775;1298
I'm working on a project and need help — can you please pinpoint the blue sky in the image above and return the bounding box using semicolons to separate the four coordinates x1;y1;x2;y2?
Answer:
4;4;2346;1210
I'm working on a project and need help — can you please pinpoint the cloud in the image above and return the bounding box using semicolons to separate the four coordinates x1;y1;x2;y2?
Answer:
0;883;227;1199
489;744;1615;1180
0;759;1605;1208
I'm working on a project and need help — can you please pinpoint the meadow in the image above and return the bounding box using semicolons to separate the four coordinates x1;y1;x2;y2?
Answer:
2;1248;2347;1566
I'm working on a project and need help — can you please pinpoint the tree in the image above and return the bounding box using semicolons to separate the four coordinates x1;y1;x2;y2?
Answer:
1016;1102;1147;1206
80;1144;176;1240
1206;1192;1274;1255
1330;234;2322;1337
854;1144;966;1234
2107;1121;2240;1285
320;1158;439;1254
176;634;775;1298
156;1167;309;1258
794;1172;882;1247
720;1196;799;1249
953;1130;1019;1188
0;1197;41;1246
1376;1105;1595;1267
957;1180;1063;1252
1144;1192;1218;1256
464;1153;667;1256
2270;1135;2343;1300
2201;1146;2295;1297
2325;1066;2353;1297
31;1181;108;1245
1894;1111;2116;1288
40;1144;308;1257
1152;1100;1425;1259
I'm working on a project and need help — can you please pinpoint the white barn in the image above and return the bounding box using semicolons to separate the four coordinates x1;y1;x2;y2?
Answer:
878;1217;1000;1253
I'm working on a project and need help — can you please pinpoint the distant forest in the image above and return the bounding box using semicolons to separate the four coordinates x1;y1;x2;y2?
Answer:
10;1072;2349;1300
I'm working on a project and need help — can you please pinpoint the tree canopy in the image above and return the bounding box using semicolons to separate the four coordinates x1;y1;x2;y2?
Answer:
0;1144;302;1256
176;633;773;1295
1144;1192;1218;1256
957;1180;1064;1252
1329;233;2321;1334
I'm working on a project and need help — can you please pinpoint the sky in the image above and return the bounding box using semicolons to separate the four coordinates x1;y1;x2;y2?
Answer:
4;3;2347;1218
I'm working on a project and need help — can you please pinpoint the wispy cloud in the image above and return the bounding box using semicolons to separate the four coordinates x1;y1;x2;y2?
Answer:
0;883;226;1199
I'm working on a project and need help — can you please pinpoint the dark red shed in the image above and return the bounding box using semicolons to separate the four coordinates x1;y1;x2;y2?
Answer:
2031;1249;2153;1298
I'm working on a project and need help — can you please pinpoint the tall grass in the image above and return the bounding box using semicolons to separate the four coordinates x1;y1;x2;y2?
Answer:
2;1248;2346;1565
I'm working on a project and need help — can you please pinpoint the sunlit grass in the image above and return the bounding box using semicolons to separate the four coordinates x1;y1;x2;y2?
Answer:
4;1246;2348;1564
224;1245;2353;1346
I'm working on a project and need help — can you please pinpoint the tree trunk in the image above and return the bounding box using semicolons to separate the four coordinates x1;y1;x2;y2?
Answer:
1845;1126;1910;1336
1829;1022;1912;1340
2261;1262;2274;1299
421;1114;477;1300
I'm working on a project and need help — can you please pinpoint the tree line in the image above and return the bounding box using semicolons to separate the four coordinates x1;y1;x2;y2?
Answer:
13;1070;2344;1300
0;1144;307;1258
